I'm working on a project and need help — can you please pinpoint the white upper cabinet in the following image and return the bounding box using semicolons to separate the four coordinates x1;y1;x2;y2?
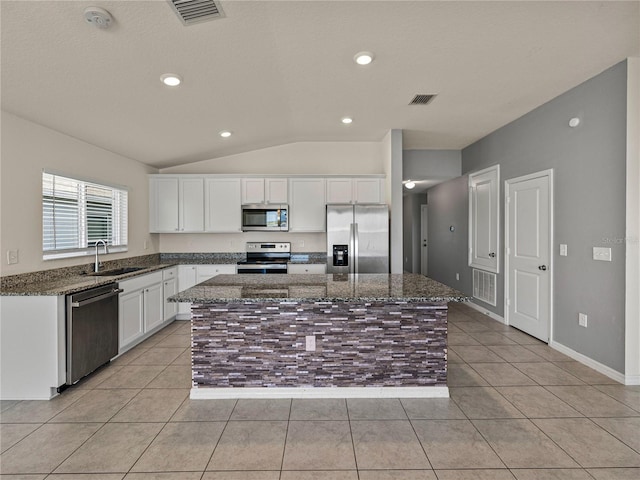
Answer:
241;178;288;204
205;178;242;232
468;165;500;273
289;178;326;232
326;177;384;204
149;176;204;233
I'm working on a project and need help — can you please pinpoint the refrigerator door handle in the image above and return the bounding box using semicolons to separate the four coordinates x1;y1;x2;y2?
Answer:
349;223;355;274
353;222;359;274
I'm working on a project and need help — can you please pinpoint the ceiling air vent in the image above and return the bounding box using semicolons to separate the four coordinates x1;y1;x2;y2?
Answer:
409;94;436;105
168;0;225;26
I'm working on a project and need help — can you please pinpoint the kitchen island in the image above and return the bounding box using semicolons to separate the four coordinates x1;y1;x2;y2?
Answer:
171;273;468;399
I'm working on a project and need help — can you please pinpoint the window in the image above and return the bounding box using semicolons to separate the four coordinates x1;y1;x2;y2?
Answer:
43;172;128;259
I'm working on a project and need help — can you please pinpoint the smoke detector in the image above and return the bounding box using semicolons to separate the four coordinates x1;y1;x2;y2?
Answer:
84;7;113;29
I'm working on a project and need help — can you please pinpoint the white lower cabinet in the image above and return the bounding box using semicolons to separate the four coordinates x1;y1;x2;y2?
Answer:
118;270;164;353
119;289;145;351
163;267;178;321
197;264;236;283
177;264;236;319
288;263;326;274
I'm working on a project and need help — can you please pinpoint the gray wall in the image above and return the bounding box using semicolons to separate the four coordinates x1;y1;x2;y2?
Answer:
428;61;628;372
403;150;461;183
427;176;472;295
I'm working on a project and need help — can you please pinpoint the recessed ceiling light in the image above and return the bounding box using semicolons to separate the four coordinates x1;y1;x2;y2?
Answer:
219;130;232;138
354;51;375;66
160;73;182;87
404;180;416;190
341;117;353;124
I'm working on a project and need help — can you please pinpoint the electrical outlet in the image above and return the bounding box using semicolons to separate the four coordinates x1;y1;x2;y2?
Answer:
456;273;460;281
305;335;316;352
560;244;567;256
143;240;149;250
299;240;305;247
593;247;612;262
6;250;18;265
578;313;588;327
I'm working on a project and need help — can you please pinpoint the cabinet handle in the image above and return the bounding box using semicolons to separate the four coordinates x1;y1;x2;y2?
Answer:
489;252;496;258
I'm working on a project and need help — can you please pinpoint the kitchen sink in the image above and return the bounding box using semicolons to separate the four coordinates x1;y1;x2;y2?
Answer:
89;266;147;276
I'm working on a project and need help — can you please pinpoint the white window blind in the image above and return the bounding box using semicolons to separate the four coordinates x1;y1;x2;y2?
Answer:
43;172;128;259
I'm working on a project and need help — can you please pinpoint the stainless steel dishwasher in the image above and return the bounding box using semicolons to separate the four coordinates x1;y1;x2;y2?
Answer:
66;283;122;385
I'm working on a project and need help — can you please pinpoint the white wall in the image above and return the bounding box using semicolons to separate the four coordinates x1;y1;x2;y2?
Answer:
158;140;386;253
0;111;158;275
160;141;385;175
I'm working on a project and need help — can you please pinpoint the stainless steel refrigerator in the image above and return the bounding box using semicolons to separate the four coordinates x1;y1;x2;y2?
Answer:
326;204;389;274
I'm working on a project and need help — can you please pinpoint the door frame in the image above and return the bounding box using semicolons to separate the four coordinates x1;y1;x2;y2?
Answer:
504;168;554;343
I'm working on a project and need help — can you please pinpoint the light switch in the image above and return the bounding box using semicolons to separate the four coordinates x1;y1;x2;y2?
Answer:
559;244;567;256
593;247;612;262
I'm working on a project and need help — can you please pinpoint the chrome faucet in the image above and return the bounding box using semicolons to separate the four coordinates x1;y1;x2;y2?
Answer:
94;240;109;272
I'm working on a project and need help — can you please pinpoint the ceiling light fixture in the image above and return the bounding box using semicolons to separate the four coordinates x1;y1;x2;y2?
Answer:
354;51;375;66
341;117;353;124
160;73;182;87
404;180;416;190
219;130;232;138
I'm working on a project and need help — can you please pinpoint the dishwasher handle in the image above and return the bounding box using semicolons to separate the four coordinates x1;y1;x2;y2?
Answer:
71;288;123;308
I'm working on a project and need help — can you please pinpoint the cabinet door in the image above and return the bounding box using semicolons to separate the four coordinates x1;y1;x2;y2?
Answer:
177;265;198;318
180;178;204;232
288;263;326;274
468;165;500;273
289;178;326;232
150;177;179;232
354;178;383;203
265;178;288;204
143;282;164;333
326;178;353;204
119;290;144;352
205;178;242;232
163;277;178;321
241;178;265;204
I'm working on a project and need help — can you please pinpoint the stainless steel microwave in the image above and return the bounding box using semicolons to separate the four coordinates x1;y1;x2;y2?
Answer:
241;204;288;231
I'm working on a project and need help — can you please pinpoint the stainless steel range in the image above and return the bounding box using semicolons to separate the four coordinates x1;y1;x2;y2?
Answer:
236;242;290;274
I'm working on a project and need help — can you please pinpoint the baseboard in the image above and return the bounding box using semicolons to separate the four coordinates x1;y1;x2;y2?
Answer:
466;300;506;324
190;386;450;399
549;340;628;384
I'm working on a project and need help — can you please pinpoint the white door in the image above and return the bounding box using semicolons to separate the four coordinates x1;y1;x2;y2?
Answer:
421;205;428;276
506;171;552;342
469;166;500;272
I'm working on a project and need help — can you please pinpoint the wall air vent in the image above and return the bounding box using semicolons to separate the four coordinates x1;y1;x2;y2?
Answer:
409;94;436;105
168;0;225;26
473;268;497;306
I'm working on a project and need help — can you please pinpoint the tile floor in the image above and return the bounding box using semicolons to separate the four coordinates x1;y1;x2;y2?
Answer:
1;302;639;479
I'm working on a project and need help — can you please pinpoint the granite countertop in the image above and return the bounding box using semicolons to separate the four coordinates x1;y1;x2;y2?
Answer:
0;252;328;296
170;273;469;303
0;263;176;296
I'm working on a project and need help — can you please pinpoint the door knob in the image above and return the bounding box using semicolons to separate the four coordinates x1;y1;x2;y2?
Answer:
538;265;547;271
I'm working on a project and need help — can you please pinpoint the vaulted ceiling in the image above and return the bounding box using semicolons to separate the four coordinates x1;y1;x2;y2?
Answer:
2;0;638;169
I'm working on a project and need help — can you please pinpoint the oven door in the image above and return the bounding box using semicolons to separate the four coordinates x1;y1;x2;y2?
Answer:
237;263;288;274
